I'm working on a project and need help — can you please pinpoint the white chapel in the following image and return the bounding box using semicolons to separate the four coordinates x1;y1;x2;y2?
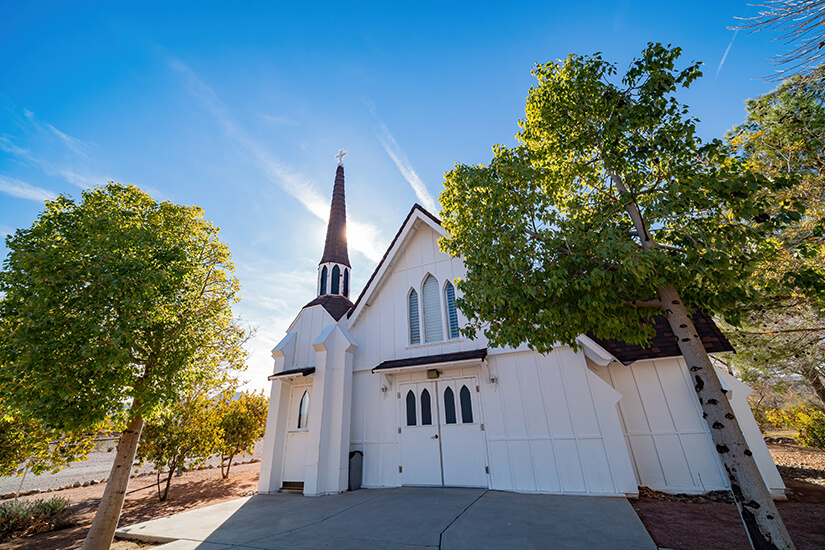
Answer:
258;157;785;499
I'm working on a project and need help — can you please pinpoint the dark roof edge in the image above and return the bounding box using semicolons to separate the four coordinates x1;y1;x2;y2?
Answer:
268;367;316;380
372;348;487;372
348;203;441;319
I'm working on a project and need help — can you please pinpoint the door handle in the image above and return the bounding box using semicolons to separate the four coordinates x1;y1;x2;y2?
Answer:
431;434;438;439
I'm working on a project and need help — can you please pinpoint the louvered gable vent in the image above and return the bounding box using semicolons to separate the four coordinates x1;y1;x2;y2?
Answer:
422;275;443;343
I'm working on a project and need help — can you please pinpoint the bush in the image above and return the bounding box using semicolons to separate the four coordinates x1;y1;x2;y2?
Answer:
0;496;73;542
767;407;825;450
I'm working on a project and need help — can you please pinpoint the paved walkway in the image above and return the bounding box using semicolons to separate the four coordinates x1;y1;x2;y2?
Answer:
116;488;658;549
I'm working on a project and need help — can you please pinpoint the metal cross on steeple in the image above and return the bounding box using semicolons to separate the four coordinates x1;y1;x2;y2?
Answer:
335;148;347;166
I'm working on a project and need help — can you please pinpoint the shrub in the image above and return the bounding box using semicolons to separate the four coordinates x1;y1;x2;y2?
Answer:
767;407;825;450
214;390;268;479
0;496;73;542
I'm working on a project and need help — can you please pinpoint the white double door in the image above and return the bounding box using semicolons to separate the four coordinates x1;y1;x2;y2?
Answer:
399;377;488;488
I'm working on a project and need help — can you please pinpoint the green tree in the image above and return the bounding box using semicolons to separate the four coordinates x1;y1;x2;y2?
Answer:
214;389;268;479
724;66;825;407
136;393;220;501
0;183;247;549
440;44;808;549
0;401;97;479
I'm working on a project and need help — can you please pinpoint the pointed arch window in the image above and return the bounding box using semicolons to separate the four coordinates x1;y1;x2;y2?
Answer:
421;388;432;425
406;390;417;426
409;289;420;345
422;275;443;343
343;269;349;298
297;391;310;429
331;265;340;294
444;386;457;424
444;282;459;339
460;385;473;423
320;266;328;295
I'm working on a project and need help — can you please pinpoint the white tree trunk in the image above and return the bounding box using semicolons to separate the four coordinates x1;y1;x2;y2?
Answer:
81;410;144;550
657;283;795;550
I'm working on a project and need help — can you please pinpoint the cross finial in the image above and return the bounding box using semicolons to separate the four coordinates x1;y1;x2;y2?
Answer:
335;148;347;166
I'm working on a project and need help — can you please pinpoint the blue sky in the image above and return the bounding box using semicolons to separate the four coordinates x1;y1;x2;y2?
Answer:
1;1;785;389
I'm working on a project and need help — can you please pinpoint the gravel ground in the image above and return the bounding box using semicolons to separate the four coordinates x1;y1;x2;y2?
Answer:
768;442;825;487
0;439;262;497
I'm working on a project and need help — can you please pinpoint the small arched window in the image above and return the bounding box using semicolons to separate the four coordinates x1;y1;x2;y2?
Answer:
422;275;443;343
460;385;473;423
421;389;432;425
331;265;341;294
297;391;310;429
320;266;328;295
406;390;417;426
444;282;459;339
409;290;420;345
444;386;457;424
343;269;349;298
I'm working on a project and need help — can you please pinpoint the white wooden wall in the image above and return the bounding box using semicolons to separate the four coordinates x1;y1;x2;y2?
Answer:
346;220;636;494
482;349;635;495
348;221;487;372
590;358;729;493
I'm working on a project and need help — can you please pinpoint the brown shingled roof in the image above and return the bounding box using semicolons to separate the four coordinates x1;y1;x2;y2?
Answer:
303;294;353;322
588;310;734;365
320;164;350;267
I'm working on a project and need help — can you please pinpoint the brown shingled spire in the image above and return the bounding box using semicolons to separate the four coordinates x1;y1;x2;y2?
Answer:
320;164;350;267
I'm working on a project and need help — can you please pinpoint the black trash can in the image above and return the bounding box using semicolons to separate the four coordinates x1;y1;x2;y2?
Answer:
348;450;363;491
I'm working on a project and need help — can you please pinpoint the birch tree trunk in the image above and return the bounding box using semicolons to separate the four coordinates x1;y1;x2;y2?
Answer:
611;171;796;549
81;410;144;550
657;283;795;550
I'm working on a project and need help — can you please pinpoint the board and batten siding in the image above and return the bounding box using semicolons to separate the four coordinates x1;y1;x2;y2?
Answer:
482;348;636;495
348;222;483;489
590;357;729;493
348;222;482;373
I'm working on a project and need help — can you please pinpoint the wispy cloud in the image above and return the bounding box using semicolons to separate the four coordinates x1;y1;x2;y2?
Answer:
0;224;15;238
716;30;739;80
0;175;57;202
46;124;90;159
0;97;104;189
259;114;301;126
167;57;385;262
367;105;438;213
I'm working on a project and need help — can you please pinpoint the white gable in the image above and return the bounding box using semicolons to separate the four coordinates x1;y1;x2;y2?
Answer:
347;216;483;374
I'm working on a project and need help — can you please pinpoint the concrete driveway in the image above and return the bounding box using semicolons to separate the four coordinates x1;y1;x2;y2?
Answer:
116;487;657;549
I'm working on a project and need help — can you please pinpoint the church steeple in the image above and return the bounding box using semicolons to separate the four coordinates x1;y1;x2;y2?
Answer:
317;150;351;300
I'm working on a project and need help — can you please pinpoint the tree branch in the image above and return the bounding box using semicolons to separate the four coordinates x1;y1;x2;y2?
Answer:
624;299;663;308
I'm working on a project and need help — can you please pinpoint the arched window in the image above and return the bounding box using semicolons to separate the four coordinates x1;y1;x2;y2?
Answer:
331;265;340;294
421;389;432;425
297;391;309;429
343;269;349;298
460;385;473;423
320;266;328;295
422;275;443;343
409;289;420;345
406;390;416;426
444;386;456;424
444;282;459;339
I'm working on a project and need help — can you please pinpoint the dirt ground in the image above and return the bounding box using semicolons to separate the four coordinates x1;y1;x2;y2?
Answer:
632;442;825;550
0;462;260;550
1;444;823;550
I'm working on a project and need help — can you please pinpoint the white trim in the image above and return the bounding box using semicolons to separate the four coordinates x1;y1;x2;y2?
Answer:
577;335;617;367
347;210;446;327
